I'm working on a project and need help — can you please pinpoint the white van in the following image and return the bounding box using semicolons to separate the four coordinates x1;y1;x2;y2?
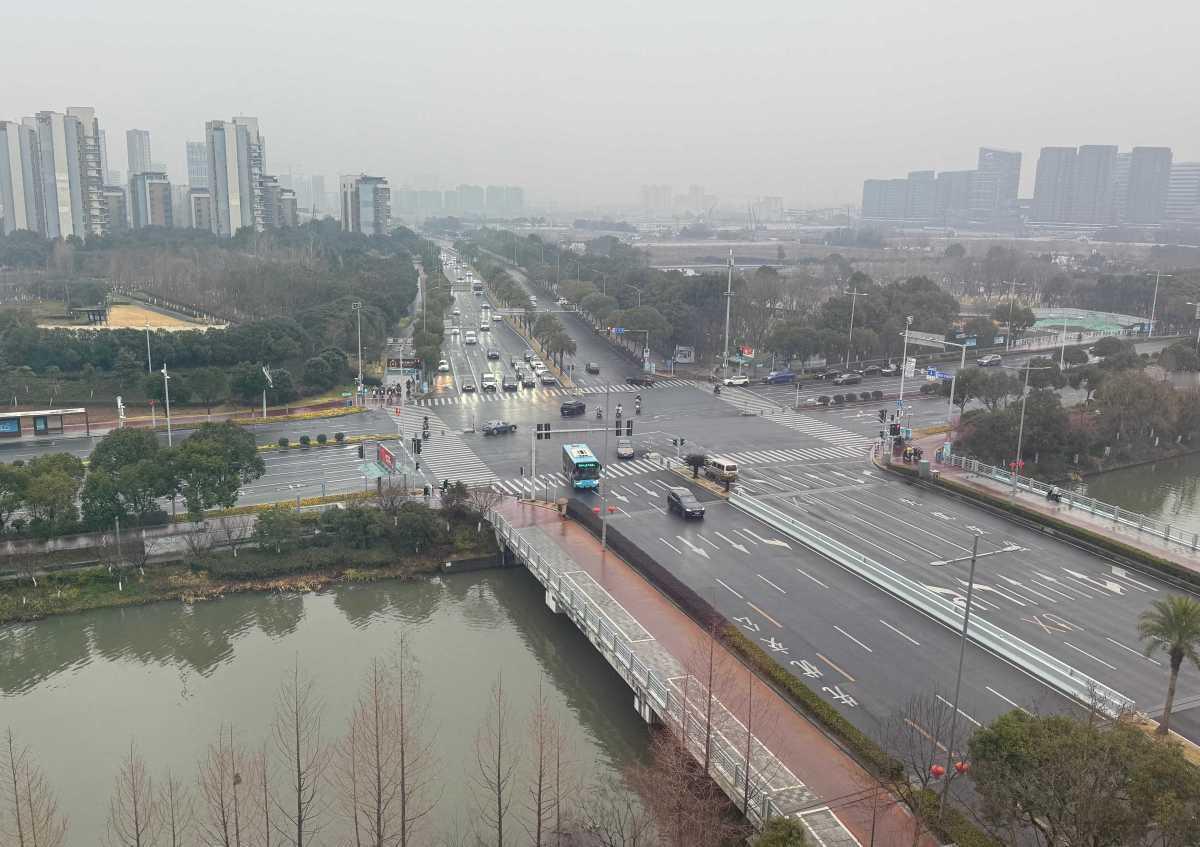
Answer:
703;455;739;483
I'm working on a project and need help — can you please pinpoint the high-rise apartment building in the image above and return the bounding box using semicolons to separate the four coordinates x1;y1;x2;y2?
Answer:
904;172;935;220
126;129;152;176
1071;145;1117;225
970;147;1021;221
1031;147;1077;222
261;175;298;228
186;141;209;189
99;129;111;185
68;107;107;238
0;120;42;234
457;184;484;214
189;189;212;230
934;170;973;221
1165;162;1200;224
206;117;267;236
1112;153;1131;224
129;171;172;228
1124;147;1172;225
340;174;391;236
640;184;673;213
102;186;128;232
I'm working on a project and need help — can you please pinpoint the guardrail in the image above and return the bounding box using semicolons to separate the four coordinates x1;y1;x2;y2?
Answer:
487;509;779;824
940;452;1200;553
729;493;1134;716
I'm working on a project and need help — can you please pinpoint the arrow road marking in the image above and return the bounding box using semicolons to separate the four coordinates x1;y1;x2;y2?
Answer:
790;659;823;678
609;490;628;503
714;531;750;554
931;511;956;521
659;537;683;555
676;536;710;559
822;685;858;708
740;527;791;549
1062;567;1125;595
965;525;988;534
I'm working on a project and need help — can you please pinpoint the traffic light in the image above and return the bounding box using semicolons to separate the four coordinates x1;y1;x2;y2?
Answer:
878;409;887;423
357;444;365;458
536;423;550;441
889;422;901;437
614;421;621;436
625;420;633;436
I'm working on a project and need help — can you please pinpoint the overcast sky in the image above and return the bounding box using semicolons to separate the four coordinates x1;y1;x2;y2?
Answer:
6;0;1199;210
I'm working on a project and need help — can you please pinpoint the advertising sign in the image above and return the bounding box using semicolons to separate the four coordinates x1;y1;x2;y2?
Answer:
904;357;917;378
378;443;396;473
0;417;19;436
386;358;404;369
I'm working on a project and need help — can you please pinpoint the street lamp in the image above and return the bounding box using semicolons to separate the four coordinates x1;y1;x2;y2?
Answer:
1188;301;1200;350
843;287;869;368
351;300;363;406
144;322;153;372
721;250;734;382
1002;362;1053;492
939;338;969;434
160;363;173;447
1003;280;1029;352
1147;271;1173;338
625;284;643;308
896;316;914;414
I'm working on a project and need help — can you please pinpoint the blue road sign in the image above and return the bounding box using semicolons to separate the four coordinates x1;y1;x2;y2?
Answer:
613;327;625;334
896;399;903;408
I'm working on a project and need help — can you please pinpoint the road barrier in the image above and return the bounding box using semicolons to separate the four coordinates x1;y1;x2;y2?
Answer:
941;452;1200;553
729;492;1134;716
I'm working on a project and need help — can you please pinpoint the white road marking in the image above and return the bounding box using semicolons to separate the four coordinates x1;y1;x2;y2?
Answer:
676;536;710;559
696;534;720;550
1105;636;1161;665
849;513;938;555
1033;572;1093;599
795;568;828;589
1062;567;1125;595
715;578;743;599
635;482;658;496
996;574;1058;604
757;574;787;594
714;531;750;554
833;625;873;653
986;686;1030;714
826;520;906;560
879;619;920;646
739;527;791;549
1109;567;1155;592
1063;641;1118;671
936;694;981;727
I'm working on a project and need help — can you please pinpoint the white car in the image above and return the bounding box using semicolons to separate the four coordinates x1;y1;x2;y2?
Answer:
452;307;461;316
464;332;478;345
437;359;450;373
723;374;750;386
530;360;546;373
492;313;503;322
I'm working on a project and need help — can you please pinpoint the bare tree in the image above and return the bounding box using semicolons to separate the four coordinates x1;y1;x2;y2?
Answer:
523;679;557;847
105;742;160;847
576;775;655;847
271;660;326;847
377;483;408;519
181;525;215;559
216;517;254;558
159;770;194;847
198;725;250;847
471;674;520;847
1;728;68;847
466;487;502;522
250;747;272;847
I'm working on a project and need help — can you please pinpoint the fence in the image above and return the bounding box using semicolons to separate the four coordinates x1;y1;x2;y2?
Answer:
487;509;779;824
729;492;1134;717
940;452;1200;553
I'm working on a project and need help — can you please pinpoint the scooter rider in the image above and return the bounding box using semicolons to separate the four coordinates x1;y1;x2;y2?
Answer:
595;407;603;420
615;403;623;418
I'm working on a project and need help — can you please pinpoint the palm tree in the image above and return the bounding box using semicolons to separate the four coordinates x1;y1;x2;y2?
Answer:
1138;594;1200;736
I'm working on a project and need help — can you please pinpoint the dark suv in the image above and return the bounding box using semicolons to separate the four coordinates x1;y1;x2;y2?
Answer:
666;487;705;519
560;398;586;417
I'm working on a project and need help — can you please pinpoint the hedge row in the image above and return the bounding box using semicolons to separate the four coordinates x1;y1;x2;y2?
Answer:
910;789;1003;847
191;543;401;579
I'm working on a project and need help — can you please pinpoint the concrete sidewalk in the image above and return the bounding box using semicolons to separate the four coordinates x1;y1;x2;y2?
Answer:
501;500;937;847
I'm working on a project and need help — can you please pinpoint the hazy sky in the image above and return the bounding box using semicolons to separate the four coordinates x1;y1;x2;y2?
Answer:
6;0;1199;210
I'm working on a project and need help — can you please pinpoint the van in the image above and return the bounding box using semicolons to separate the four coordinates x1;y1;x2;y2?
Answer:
703;456;738;482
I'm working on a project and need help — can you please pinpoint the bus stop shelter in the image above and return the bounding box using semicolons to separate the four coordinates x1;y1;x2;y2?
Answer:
0;408;90;438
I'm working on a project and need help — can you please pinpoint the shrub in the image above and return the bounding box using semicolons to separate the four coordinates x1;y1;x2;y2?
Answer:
277;437;289;448
859;391;872;401
872;390;884;400
299;435;311;447
831;394;844;404
316;433;327;445
816;395;830;406
334;431;346;443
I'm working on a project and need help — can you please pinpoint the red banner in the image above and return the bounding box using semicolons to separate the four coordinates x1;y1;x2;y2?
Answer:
378;443;396;472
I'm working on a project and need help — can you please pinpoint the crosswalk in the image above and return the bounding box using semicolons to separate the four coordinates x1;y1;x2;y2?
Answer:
716;385;784;414
490;456;668;496
413;379;699;407
392;407;497;485
720;444;865;463
769;411;873;449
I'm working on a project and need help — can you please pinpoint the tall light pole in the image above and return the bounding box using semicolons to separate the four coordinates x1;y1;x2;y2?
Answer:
941;339;968;434
262;365;273;419
897;315;914;416
1004;280;1028;351
161;363;173;447
721;249;734;382
1147;271;1173;338
352;300;363;406
843;288;869;368
625;285;643;308
1003;362;1052;492
1188;301;1200;350
144;322;153;372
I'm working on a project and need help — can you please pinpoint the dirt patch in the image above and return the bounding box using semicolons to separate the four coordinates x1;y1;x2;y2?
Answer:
39;303;218;331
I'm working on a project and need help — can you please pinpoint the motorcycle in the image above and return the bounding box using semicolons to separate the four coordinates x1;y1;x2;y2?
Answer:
713;384;721;396
635;402;642;415
595;408;603;420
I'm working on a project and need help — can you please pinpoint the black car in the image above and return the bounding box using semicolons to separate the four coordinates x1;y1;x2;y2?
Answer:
560;399;586;417
501;376;518;391
814;368;841;380
585;362;600;375
862;365;882;377
626;375;656;387
486;349;501;360
666;487;705;519
482;420;517;436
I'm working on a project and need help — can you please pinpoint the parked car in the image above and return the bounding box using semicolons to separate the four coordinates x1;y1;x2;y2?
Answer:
977;354;1003;367
666;487;705;519
880;362;901;376
502;376;518;391
763;369;796;384
482;420;517;436
523;350;535;362
437;359;450;373
626;375;656;386
723;374;750;386
560;399;586;417
492;313;503;323
833;372;862;386
585;362;600;375
615;438;635;460
486;348;500;360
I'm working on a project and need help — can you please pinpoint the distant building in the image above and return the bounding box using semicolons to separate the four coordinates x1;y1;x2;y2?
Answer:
129;171;172;228
0;120;41;234
970;147;1021;221
1124;146;1172;225
861;178;909;220
279;188;298;227
340;174;391;236
1165;162;1200;224
206;117;267;236
1071;145;1117;225
21;108;107;238
186;141;209;189
934;170;973;221
457;184;485;214
310;174;326;216
641;184;673;214
102;185;128;232
1112;153;1131;224
98;128;111;185
189;189;212;231
442;189;459;214
1031;147;1077;222
126;129;152;176
904;172;934;221
171;185;191;229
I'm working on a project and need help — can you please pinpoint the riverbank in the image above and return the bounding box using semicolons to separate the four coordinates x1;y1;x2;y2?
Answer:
0;541;499;627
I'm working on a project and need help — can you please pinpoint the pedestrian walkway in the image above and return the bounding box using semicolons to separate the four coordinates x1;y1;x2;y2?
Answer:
414;379;699;407
391;407;497;486
722;444;864;463
498;500;936;847
766;411;874;450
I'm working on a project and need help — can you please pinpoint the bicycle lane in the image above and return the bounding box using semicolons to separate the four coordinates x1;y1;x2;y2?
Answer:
500;500;936;847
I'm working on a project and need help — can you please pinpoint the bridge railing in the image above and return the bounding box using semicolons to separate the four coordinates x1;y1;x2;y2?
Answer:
729;493;1134;717
941;452;1200;553
488;509;778;823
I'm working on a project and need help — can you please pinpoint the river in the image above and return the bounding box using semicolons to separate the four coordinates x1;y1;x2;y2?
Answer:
1078;450;1200;536
0;569;649;844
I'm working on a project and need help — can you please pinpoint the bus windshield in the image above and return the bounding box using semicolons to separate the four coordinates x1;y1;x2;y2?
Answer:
562;444;601;489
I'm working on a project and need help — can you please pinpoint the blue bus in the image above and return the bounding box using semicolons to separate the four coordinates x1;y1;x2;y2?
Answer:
562;443;602;490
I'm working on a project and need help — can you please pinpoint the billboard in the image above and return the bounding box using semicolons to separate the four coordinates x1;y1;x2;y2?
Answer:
377;443;396;473
0;417;19;436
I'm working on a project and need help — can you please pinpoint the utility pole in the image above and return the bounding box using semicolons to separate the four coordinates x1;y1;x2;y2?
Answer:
144;322;152;372
352;300;363;406
896;316;914;419
939;533;979;815
843;287;869;368
262;365;273;419
1147;271;1173;338
721;249;734;382
161;363;173;447
1188;301;1200;349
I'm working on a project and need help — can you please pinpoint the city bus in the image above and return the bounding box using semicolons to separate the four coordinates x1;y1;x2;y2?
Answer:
472;280;484;295
562;443;601;490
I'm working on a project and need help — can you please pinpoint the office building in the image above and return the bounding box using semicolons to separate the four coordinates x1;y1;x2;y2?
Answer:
206;117;267;236
861;178;909;219
0;120;41;234
102;186;128;232
1124;146;1172;225
904;172;935;221
1165;162;1200;224
969;147;1021;221
1031;147;1077;222
129;171;172;228
127;129;152;176
1071;145;1117;225
171;185;191;229
186;141;208;189
279;188;298;227
189;189;212;230
340;174;391;236
457;184;484;214
934;170;973;220
641;184;673;213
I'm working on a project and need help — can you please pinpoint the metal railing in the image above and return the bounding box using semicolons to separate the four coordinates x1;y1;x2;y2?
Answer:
940;452;1200;553
488;509;778;823
729;493;1135;717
